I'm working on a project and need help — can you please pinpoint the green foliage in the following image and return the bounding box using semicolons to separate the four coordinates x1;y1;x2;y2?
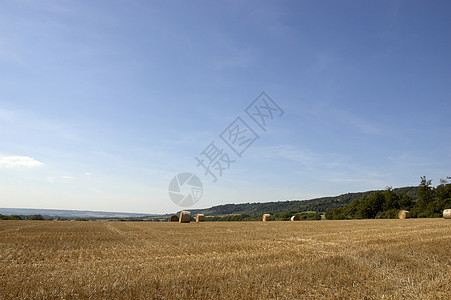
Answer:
327;177;450;220
205;214;260;222
297;213;321;220
204;212;322;222
0;214;23;220
29;214;45;220
375;208;398;219
411;176;451;218
274;213;292;221
191;187;419;218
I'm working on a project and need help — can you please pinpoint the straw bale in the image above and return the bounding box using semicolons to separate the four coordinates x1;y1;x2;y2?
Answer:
179;211;191;223
196;214;205;222
398;210;410;219
169;215;179;222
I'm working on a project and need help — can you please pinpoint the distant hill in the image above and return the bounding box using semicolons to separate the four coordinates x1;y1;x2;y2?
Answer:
187;186;419;217
0;208;157;219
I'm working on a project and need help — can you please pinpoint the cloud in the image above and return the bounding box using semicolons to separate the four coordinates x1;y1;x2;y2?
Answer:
327;174;386;187
61;175;74;179
308;102;383;135
256;145;320;165
0;155;44;168
0;106;82;143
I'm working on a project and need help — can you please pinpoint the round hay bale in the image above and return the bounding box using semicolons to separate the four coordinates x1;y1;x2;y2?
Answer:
169;215;179;222
443;209;451;219
179;211;191;223
398;210;411;219
196;214;205;222
262;214;271;222
290;215;299;221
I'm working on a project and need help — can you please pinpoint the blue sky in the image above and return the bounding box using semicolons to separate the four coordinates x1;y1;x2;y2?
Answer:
0;0;450;214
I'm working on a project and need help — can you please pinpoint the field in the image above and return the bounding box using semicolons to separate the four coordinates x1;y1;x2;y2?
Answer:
0;219;450;299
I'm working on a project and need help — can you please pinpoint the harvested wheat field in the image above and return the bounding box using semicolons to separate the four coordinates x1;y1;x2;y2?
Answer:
0;219;450;299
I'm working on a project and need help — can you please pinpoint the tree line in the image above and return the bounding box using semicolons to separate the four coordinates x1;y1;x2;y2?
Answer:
0;214;45;220
193;187;418;217
326;177;451;220
204;212;322;222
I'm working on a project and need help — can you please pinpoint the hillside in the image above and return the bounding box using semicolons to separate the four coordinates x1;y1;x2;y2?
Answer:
188;186;419;217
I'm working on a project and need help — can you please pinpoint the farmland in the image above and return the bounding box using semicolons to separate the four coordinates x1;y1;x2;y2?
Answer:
0;219;450;299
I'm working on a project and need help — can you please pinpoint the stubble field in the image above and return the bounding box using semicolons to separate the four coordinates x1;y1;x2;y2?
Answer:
0;219;450;299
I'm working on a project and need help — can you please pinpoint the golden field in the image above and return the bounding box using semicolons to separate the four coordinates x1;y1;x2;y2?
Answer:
0;219;450;299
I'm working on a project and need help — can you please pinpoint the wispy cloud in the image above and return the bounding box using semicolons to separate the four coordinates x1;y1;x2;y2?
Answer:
326;173;387;188
255;145;320;165
61;175;74;179
337;110;382;135
0;155;44;168
307;102;384;135
0;106;82;142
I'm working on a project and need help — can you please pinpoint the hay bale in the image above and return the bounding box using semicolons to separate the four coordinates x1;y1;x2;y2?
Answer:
262;214;271;222
398;210;411;219
196;214;205;222
179;211;191;223
169;215;179;222
291;215;299;221
443;209;451;219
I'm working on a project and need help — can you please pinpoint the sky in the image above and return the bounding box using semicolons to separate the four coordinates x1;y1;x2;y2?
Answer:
0;0;450;214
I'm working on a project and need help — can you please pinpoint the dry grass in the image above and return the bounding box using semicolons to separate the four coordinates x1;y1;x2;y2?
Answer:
0;219;450;299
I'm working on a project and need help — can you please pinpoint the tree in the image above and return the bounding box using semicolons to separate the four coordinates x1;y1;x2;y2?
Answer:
412;176;451;218
383;187;400;211
355;192;385;219
418;176;433;204
398;194;414;210
412;176;434;217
